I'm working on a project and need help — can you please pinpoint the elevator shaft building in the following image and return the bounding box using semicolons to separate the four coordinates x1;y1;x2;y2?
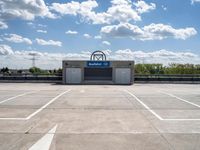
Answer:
62;51;134;85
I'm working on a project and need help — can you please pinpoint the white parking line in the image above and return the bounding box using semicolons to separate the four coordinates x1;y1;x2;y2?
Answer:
0;91;38;104
0;90;71;120
159;91;200;108
124;90;164;120
124;89;200;121
26;90;71;120
29;124;57;150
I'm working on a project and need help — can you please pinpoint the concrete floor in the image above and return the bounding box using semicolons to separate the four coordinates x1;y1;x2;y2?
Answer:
0;83;200;150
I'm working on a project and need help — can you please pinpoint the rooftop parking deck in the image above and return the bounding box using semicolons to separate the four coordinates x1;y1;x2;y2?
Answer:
0;83;200;150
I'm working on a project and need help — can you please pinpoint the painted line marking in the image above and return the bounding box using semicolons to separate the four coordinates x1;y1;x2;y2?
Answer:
29;124;57;150
159;91;200;108
124;90;163;120
0;91;38;104
124;90;200;121
0;90;71;120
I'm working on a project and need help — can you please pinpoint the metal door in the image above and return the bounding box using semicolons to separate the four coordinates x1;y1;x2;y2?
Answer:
66;68;82;83
115;68;131;84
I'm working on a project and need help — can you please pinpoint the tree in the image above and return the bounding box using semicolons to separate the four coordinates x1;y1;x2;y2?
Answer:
29;67;42;74
1;67;9;73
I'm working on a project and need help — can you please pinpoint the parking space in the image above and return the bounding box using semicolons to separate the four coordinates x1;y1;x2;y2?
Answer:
0;83;200;150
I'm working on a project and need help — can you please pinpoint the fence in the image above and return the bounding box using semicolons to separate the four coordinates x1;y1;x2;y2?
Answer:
134;74;200;82
0;73;62;82
0;73;200;83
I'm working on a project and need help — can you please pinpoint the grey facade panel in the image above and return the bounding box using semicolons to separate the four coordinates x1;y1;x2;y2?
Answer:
66;68;82;84
115;68;131;84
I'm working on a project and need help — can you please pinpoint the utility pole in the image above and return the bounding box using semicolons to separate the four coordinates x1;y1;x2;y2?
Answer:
29;53;38;68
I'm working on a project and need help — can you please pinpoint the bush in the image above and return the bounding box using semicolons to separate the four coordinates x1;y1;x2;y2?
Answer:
135;63;200;75
29;67;42;74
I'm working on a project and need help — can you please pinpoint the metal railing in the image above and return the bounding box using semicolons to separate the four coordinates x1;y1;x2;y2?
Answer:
134;74;200;82
0;73;200;82
0;73;62;81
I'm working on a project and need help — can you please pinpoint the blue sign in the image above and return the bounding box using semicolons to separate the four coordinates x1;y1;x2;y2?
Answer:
87;61;110;68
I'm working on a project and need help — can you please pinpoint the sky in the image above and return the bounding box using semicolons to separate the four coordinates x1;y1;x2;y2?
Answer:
0;0;200;69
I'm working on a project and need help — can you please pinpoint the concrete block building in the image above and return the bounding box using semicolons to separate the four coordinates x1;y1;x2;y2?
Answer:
62;51;134;85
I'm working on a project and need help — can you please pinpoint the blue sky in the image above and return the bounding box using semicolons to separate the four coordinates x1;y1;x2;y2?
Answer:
0;0;200;69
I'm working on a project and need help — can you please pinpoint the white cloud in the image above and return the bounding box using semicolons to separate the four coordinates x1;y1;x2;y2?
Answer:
65;30;78;35
101;23;197;40
105;0;141;23
191;0;200;4
27;22;34;26
50;0;156;24
4;34;32;44
114;49;199;64
27;22;47;29
0;44;199;68
0;44;14;55
143;23;197;40
94;35;102;39
37;30;47;33
134;0;156;14
0;46;199;69
0;0;57;21
83;33;91;38
36;38;62;47
102;41;111;46
50;1;81;16
0;20;8;29
101;23;143;38
38;24;47;28
161;5;167;11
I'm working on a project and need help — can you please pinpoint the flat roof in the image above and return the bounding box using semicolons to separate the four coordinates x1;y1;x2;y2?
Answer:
0;83;199;149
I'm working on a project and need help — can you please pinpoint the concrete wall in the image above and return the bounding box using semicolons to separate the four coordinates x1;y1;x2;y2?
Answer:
62;60;134;85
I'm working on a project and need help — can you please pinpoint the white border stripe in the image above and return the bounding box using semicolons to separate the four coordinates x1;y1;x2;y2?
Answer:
0;91;37;104
124;90;163;120
0;90;71;120
26;90;71;120
159;91;200;108
124;89;200;121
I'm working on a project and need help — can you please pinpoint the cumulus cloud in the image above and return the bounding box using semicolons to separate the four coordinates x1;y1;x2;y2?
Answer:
36;38;62;47
1;43;200;68
83;33;91;38
133;0;156;14
0;20;8;29
114;49;199;64
0;45;199;69
65;30;78;35
101;23;197;40
162;5;167;11
0;44;13;55
143;23;197;40
191;0;200;4
0;0;57;21
37;30;47;33
102;41;111;46
94;35;102;39
4;34;32;44
50;0;156;24
38;24;47;28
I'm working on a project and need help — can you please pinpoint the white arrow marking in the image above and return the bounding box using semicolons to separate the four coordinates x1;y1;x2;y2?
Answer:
29;124;57;150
